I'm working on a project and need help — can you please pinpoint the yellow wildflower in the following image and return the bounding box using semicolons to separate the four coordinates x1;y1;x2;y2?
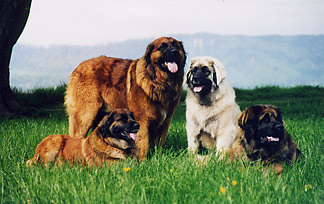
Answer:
232;180;237;186
219;187;226;195
27;198;31;203
304;184;314;192
170;169;174;172
123;167;131;172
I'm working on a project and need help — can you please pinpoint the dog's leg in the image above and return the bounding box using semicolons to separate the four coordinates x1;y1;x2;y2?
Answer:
215;123;238;154
65;84;103;138
186;117;200;154
89;134;128;160
26;134;65;167
135;122;150;161
68;101;103;138
156;116;172;146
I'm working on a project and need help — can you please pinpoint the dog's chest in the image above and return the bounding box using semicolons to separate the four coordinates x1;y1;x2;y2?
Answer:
191;105;220;131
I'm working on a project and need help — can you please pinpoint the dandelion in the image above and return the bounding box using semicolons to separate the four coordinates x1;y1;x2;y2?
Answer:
219;187;226;195
304;184;314;192
27;198;30;203
232;180;237;186
123;167;131;172
170;169;174;172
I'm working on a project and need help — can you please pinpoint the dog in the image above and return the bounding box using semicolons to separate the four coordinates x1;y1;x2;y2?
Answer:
185;56;241;155
26;109;139;167
65;37;186;160
224;105;302;174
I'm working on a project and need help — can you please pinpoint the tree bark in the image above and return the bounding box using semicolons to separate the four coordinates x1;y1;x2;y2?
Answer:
0;0;32;116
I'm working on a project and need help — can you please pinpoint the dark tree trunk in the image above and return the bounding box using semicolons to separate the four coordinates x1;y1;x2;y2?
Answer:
0;0;32;116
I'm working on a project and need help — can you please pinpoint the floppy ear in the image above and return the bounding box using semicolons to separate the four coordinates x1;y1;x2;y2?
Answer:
185;60;196;86
212;67;217;86
144;43;155;68
238;108;258;144
273;106;284;123
212;59;226;86
186;66;193;86
179;41;187;63
238;109;253;130
98;112;115;138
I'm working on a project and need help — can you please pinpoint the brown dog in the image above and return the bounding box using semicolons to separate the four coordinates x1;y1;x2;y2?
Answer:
26;109;139;167
224;105;302;174
65;37;186;160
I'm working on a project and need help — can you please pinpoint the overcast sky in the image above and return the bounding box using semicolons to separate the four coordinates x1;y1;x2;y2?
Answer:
18;0;324;47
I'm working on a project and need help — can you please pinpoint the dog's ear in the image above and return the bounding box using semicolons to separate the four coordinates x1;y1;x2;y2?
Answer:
273;105;283;123
144;43;155;68
212;67;217;86
98;112;116;138
186;66;193;86
239;106;263;128
179;41;187;63
212;59;226;86
238;107;261;143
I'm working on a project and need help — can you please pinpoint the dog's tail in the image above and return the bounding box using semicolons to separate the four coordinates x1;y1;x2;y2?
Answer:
26;154;40;167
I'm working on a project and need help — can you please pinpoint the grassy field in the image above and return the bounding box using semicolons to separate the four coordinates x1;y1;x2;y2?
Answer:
1;85;324;203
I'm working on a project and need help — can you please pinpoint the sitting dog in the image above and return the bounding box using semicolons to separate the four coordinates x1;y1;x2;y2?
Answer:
185;56;241;155
26;109;139;167
224;105;302;174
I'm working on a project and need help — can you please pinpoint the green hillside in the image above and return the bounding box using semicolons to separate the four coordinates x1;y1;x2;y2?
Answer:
11;34;324;89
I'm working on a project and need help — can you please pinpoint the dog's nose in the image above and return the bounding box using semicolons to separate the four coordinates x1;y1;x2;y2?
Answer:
133;122;140;130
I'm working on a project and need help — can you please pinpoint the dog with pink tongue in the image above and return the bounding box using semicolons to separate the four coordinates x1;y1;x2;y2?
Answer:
185;56;241;158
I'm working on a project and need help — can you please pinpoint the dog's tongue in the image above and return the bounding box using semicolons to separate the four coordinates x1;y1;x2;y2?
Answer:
165;62;178;73
267;136;279;142
129;133;137;141
193;86;203;93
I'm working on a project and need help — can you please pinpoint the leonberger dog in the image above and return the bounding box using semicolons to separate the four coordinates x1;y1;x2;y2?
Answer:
26;109;139;167
225;105;302;174
185;56;241;155
65;37;186;160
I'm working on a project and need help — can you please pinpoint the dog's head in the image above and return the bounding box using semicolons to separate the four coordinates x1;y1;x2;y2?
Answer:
186;56;226;99
98;109;140;142
239;105;285;149
143;37;186;76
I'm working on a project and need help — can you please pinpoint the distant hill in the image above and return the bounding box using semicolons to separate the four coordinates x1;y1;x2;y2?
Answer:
11;34;324;90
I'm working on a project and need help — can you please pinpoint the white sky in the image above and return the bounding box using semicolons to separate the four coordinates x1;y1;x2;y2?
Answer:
18;0;324;47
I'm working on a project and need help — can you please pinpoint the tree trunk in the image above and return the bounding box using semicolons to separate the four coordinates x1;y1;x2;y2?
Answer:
0;0;32;116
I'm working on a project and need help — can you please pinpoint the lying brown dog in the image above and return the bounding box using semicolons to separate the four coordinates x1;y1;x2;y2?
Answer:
26;109;139;167
224;105;302;174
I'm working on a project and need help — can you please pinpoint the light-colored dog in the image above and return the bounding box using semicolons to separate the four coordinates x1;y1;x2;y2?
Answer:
185;56;241;155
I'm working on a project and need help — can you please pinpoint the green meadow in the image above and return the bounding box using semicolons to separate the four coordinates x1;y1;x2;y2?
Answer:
1;85;323;203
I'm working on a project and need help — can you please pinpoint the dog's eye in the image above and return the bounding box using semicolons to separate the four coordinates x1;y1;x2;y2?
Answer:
192;67;199;73
260;115;270;123
117;115;127;122
171;41;179;49
203;67;211;76
158;43;168;51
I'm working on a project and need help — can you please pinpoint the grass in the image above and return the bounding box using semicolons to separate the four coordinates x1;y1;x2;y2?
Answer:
1;85;324;203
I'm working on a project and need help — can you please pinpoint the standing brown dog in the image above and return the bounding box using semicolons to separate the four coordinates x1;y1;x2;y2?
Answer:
26;109;139;167
65;37;186;160
224;105;302;174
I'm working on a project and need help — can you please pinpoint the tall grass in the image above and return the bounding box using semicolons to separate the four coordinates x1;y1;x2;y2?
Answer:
1;86;323;203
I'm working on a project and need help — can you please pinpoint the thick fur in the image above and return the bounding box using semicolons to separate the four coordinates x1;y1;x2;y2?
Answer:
185;56;241;154
65;37;186;160
26;109;139;167
225;105;302;174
